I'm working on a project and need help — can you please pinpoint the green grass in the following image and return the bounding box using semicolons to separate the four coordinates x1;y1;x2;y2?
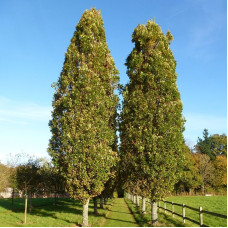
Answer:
103;198;138;227
165;196;227;227
1;196;226;227
125;196;227;227
125;198;185;227
0;197;113;227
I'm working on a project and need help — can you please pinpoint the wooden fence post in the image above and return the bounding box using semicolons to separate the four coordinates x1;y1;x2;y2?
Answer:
199;206;203;227
172;202;174;217
182;204;185;224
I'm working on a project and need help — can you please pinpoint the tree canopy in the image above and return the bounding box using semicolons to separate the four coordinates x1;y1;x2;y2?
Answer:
195;129;227;160
120;20;185;224
48;8;119;226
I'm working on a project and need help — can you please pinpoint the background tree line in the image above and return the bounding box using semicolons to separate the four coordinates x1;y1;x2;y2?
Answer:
174;129;227;196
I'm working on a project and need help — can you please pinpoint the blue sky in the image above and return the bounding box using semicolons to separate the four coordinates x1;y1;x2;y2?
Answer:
0;0;226;163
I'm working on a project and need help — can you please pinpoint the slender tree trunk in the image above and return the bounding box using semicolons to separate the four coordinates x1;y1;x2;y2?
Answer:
82;199;90;227
136;195;139;207
202;183;205;195
100;195;104;209
104;197;107;205
29;194;32;213
24;192;28;224
11;188;14;211
55;192;57;206
93;197;98;214
133;195;136;204
142;196;146;214
151;201;158;225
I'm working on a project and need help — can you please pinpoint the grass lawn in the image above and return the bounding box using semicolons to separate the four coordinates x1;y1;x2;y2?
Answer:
103;198;138;227
0;197;113;227
126;198;185;227
125;195;227;227
165;195;227;227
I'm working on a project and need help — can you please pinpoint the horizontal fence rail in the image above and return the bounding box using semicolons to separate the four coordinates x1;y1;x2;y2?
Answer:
126;193;227;227
155;199;226;227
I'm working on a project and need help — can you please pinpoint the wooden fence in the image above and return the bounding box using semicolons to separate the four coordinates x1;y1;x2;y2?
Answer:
150;199;227;227
126;194;227;227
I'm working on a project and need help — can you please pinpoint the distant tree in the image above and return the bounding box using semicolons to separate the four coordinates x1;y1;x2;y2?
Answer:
0;162;10;192
38;160;66;205
15;159;40;224
211;134;227;157
195;129;213;158
174;144;202;195
48;8;119;227
195;154;215;194
195;129;227;160
120;20;185;225
213;156;227;191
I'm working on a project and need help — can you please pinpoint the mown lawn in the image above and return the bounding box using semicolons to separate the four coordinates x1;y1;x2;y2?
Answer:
103;198;138;227
165;196;227;227
125;195;227;227
0;198;113;227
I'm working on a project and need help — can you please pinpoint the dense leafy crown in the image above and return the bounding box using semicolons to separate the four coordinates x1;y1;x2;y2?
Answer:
49;8;119;203
120;20;185;200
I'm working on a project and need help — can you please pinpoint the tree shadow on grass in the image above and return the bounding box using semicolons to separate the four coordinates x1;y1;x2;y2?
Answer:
105;217;138;225
158;212;188;227
0;198;111;227
32;200;109;226
107;209;131;214
125;199;189;227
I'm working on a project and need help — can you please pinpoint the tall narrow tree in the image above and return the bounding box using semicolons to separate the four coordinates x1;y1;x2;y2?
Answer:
120;20;185;225
49;8;119;227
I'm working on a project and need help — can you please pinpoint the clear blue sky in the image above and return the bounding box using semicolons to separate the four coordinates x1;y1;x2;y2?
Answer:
0;0;226;163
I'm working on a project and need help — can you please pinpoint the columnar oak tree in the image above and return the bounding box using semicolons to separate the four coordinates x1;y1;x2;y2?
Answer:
120;20;185;225
49;8;119;227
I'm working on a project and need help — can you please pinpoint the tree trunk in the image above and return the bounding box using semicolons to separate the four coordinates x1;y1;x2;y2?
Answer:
54;184;57;206
151;201;158;225
142;196;146;214
133;195;136;204
11;188;14;211
202;183;206;195
136;195;139;207
24;192;28;224
100;195;104;209
93;197;98;214
29;194;32;213
104;197;107;205
82;199;90;227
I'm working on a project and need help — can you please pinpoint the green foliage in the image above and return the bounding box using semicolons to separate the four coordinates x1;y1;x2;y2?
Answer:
174;144;202;194
196;129;214;159
213;155;227;188
15;158;41;195
120;20;184;201
49;8;119;204
38;160;66;196
211;134;227;157
195;129;227;160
